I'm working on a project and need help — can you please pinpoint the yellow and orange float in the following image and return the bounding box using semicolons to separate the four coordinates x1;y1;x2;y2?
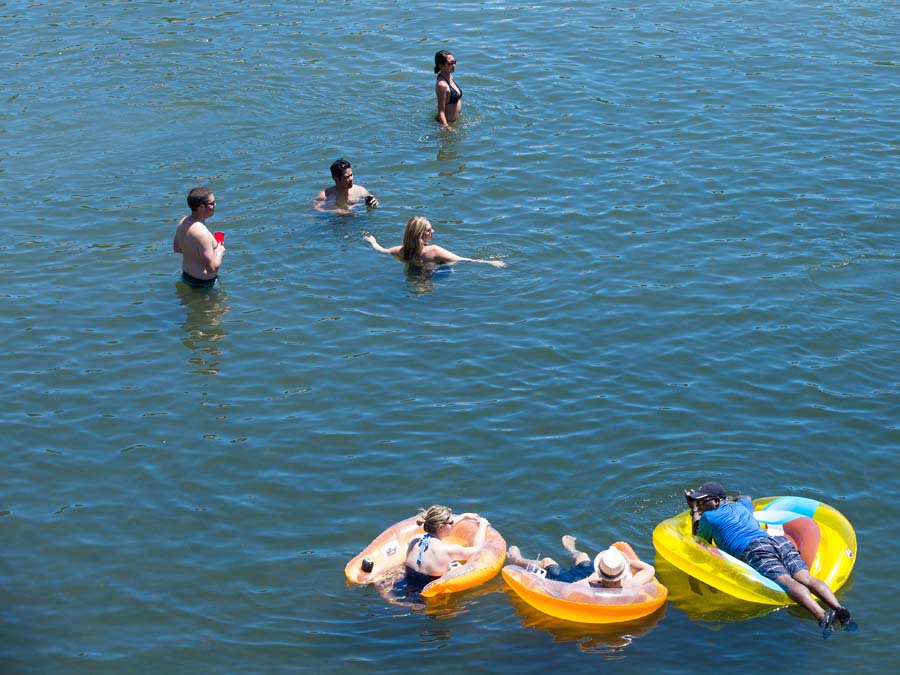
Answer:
652;496;857;605
345;515;506;598
501;541;668;623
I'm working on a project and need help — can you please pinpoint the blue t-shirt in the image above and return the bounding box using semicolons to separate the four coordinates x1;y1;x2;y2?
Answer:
696;498;766;558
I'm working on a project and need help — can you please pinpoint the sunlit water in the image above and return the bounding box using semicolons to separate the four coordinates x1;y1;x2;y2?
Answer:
1;1;897;672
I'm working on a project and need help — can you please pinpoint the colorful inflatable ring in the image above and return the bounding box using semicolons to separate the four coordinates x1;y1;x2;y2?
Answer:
502;541;668;624
652;496;857;605
345;515;506;598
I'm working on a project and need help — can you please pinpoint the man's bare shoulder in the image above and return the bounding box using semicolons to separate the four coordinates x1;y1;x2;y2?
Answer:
177;214;200;229
179;217;211;243
314;186;337;203
175;214;193;233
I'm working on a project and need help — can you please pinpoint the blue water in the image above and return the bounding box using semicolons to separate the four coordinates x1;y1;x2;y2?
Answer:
1;1;897;672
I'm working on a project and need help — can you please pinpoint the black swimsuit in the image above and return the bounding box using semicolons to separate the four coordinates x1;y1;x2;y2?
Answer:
440;75;462;105
405;533;442;590
404;566;441;591
181;271;217;288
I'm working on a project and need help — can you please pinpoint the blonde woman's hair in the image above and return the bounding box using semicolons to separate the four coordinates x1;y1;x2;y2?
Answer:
416;504;453;534
401;216;431;261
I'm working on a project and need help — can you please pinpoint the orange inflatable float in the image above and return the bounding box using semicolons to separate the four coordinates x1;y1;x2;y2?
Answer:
502;541;668;623
345;515;506;598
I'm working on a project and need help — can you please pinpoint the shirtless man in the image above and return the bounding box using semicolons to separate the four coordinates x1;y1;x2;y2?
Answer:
173;187;225;288
313;158;379;213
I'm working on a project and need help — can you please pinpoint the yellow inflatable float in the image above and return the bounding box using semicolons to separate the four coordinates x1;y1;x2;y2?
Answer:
653;496;856;605
345;515;506;598
502;541;668;623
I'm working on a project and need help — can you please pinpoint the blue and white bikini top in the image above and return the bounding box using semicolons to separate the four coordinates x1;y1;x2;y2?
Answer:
415;533;432;568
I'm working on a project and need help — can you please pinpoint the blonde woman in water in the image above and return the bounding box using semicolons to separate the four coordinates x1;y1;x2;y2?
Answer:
364;216;506;268
405;505;488;590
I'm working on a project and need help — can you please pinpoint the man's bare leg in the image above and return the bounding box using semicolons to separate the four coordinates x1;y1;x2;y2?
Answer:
561;535;591;565
507;545;558;570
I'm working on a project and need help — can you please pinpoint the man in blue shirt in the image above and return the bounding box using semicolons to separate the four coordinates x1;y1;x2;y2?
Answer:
686;481;852;637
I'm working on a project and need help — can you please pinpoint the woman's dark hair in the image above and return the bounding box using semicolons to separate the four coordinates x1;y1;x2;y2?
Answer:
434;50;453;74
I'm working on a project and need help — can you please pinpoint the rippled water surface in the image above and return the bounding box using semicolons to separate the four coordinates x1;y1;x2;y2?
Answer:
1;1;897;673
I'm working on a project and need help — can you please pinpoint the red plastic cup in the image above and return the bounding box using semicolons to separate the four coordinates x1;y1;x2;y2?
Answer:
214;231;225;244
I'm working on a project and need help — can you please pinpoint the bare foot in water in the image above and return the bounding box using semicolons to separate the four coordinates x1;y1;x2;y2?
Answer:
561;535;591;565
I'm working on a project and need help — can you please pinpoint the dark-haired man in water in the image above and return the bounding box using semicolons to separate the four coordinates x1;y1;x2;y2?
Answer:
313;158;379;213
173;187;225;288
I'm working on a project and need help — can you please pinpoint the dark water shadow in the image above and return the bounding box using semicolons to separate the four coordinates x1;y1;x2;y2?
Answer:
368;569;505;622
502;586;667;655
654;556;777;623
175;281;230;375
435;145;458;163
403;263;455;296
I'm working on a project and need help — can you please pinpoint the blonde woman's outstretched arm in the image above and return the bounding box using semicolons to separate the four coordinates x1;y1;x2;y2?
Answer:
364;234;401;256
430;245;506;268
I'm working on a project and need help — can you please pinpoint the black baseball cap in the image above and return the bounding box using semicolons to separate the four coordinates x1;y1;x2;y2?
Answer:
688;481;726;501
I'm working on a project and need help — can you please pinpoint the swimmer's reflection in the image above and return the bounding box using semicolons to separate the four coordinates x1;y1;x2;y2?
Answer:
436;145;458;162
436;145;467;178
404;263;453;296
175;282;229;375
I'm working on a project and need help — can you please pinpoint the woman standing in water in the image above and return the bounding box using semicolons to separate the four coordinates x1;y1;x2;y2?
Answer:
434;50;462;131
364;216;506;268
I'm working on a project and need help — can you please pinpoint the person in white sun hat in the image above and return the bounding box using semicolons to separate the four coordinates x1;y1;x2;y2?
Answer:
571;546;656;589
506;538;655;588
